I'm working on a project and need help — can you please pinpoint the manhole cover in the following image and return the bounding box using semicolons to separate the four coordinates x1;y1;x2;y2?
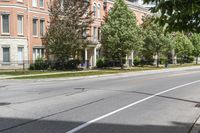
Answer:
195;103;200;108
0;102;11;106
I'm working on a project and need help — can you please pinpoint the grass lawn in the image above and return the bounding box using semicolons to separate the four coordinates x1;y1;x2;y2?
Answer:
0;70;55;76
0;63;199;79
11;67;159;79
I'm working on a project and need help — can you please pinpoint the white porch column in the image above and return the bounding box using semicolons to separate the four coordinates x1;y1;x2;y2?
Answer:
93;47;97;67
85;48;88;68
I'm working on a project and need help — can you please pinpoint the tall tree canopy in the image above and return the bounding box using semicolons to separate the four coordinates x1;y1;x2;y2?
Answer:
44;0;93;62
190;33;200;64
143;0;200;33
101;0;140;68
141;16;171;67
174;32;194;61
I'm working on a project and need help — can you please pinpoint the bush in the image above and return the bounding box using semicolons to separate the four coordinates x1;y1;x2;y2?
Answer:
187;56;195;63
29;57;46;70
96;58;105;68
66;60;80;70
133;56;141;66
177;56;195;64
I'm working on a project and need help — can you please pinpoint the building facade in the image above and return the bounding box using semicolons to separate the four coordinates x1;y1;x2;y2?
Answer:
0;0;149;69
0;0;49;69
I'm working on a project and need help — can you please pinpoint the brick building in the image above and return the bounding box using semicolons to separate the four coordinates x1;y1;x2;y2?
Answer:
0;0;149;69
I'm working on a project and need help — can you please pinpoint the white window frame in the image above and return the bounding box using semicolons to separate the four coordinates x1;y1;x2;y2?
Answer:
2;47;10;64
98;3;101;18
39;0;44;8
93;3;97;17
17;0;23;3
93;27;97;41
18;47;24;64
32;0;37;7
1;14;10;35
40;19;45;37
17;15;24;36
33;18;38;37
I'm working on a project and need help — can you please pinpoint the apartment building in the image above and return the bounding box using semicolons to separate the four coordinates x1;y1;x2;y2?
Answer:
87;0;149;67
0;0;149;69
0;0;49;69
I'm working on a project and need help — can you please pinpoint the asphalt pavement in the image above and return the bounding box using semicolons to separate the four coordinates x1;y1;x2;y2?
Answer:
1;67;200;133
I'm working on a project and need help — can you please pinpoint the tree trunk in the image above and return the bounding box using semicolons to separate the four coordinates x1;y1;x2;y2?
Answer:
120;57;124;69
196;56;198;64
156;53;160;68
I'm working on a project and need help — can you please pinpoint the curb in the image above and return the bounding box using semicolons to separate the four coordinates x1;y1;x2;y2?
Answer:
1;65;200;81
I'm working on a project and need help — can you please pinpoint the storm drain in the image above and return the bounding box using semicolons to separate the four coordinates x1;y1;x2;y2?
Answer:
195;103;200;108
0;102;11;106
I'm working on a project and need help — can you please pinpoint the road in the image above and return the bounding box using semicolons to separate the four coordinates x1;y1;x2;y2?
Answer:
1;67;200;133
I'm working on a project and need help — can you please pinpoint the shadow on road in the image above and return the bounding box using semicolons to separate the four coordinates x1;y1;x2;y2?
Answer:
0;117;194;133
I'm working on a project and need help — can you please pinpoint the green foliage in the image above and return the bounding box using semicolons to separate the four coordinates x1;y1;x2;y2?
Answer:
44;0;93;63
143;0;200;33
101;0;140;68
141;16;172;67
190;33;200;58
96;58;105;68
30;57;46;70
133;56;141;66
174;32;194;58
66;60;81;70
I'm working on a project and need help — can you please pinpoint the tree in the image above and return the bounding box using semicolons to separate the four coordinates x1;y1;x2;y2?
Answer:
44;0;93;64
101;0;140;69
141;16;171;67
174;32;194;64
190;33;200;64
143;0;200;33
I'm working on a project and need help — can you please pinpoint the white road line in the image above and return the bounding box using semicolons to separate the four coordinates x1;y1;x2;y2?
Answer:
66;80;200;133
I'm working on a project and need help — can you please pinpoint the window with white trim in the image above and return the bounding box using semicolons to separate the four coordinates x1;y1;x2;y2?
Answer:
39;0;44;7
93;27;97;41
17;0;23;2
32;0;37;7
18;47;24;64
33;18;38;36
93;3;97;17
3;47;10;63
40;19;45;36
1;14;10;34
33;48;44;61
17;15;23;35
98;4;101;18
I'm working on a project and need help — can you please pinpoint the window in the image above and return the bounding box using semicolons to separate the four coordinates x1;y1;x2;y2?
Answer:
40;20;45;36
33;18;38;36
32;0;37;7
3;48;10;63
17;0;23;2
17;15;23;35
98;4;101;18
39;0;44;7
93;3;97;17
93;27;97;40
33;48;44;61
18;47;23;64
2;14;9;34
98;27;101;40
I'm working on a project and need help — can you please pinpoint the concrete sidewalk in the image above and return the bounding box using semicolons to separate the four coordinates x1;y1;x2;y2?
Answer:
1;66;200;80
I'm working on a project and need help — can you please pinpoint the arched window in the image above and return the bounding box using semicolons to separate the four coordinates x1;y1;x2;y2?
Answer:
98;4;101;18
93;3;97;17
